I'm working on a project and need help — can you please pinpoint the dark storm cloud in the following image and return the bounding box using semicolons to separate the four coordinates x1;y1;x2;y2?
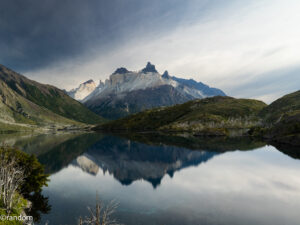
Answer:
0;0;221;72
2;0;297;103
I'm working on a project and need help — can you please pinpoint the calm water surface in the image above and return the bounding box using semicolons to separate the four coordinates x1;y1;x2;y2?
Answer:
2;132;300;225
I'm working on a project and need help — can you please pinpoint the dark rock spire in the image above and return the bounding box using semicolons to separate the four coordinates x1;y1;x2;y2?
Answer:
141;62;158;73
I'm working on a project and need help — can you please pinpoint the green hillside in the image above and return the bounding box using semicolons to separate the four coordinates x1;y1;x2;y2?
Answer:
96;96;267;135
266;112;300;146
259;90;300;123
0;79;80;130
95;91;300;146
258;90;300;146
0;64;104;127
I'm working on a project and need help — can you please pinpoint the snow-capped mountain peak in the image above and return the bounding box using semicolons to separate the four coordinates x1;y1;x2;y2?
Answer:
84;63;166;102
141;62;158;73
68;62;226;119
162;70;171;79
83;62;226;104
67;79;96;101
113;67;130;74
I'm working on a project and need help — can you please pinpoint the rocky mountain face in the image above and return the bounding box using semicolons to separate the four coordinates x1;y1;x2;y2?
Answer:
78;62;226;119
67;79;96;101
0;64;103;131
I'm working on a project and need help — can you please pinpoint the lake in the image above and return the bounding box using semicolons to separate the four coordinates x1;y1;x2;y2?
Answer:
2;132;300;225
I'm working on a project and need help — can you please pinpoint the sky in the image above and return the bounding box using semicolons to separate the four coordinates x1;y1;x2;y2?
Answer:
0;0;299;103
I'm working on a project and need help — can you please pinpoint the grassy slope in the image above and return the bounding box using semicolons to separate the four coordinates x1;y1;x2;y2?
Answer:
22;83;103;124
0;122;34;134
268;113;300;146
259;90;300;123
97;96;267;133
0;64;104;125
98;91;299;146
0;80;81;128
258;90;300;145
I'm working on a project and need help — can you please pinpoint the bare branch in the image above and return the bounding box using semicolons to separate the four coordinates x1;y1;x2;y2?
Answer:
81;196;122;225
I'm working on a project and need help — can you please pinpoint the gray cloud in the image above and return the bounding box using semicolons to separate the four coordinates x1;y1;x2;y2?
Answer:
1;0;299;103
0;0;228;72
226;66;300;103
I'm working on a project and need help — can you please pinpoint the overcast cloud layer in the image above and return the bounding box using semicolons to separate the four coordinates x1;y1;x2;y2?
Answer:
0;0;299;103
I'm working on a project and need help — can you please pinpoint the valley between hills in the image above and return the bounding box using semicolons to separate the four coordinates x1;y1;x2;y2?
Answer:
0;63;299;147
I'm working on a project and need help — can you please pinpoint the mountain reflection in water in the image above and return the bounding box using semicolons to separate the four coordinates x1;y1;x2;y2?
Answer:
2;132;300;225
71;136;219;188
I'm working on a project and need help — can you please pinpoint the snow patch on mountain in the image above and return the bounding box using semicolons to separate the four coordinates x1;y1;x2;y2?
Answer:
67;79;96;101
85;72;180;102
72;62;226;104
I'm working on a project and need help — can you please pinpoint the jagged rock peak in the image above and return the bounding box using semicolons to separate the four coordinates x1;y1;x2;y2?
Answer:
83;79;94;84
113;67;130;74
98;80;105;88
162;70;170;79
141;62;158;73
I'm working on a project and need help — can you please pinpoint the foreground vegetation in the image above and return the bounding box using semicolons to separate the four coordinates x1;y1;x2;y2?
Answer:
77;197;121;225
0;147;49;224
95;91;300;146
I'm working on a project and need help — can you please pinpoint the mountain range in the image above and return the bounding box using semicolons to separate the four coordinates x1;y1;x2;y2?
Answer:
0;64;103;132
1;63;298;148
67;62;226;119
